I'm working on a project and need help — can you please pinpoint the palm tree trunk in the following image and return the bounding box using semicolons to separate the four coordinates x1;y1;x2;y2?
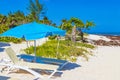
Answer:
71;26;76;43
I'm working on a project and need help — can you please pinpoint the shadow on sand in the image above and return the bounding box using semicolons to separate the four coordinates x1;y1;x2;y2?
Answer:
18;54;81;77
61;62;81;71
33;62;81;78
18;54;81;71
0;76;10;80
0;42;10;52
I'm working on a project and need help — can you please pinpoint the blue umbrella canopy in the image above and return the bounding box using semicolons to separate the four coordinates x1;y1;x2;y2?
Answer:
0;22;66;40
0;22;66;61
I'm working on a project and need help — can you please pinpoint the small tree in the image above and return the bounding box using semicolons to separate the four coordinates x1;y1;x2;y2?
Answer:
42;16;52;25
69;17;84;42
60;19;72;34
85;20;95;29
60;18;95;42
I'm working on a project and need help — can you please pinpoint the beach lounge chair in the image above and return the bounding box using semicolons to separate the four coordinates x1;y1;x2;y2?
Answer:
18;54;69;70
0;47;59;80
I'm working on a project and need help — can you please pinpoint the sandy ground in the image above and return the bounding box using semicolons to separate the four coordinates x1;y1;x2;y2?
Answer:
87;34;111;41
0;35;120;80
54;46;120;80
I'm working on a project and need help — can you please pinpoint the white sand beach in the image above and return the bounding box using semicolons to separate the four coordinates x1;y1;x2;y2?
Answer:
0;35;120;80
55;46;120;80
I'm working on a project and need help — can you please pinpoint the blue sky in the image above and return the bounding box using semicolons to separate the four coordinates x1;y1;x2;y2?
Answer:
0;0;120;33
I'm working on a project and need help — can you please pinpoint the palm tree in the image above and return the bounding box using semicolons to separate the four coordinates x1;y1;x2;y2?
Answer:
7;13;17;28
27;0;44;21
26;14;34;22
42;16;51;25
0;14;9;33
13;10;26;24
0;24;9;34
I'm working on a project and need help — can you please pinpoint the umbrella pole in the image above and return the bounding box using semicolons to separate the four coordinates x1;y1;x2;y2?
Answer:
34;40;36;62
26;41;29;48
56;35;60;57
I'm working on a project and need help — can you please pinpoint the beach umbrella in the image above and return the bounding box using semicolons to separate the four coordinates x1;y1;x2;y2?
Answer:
0;22;66;61
0;22;65;40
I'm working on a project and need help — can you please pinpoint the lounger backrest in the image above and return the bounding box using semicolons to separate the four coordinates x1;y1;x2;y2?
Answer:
5;47;19;64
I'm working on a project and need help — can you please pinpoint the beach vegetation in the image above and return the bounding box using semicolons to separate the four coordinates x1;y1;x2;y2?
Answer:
59;17;95;42
48;35;57;40
60;19;72;33
24;40;95;62
0;37;23;43
69;17;84;42
27;0;45;21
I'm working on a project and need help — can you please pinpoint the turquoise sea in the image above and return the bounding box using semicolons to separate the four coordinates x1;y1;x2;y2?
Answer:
84;29;120;36
84;25;120;36
87;32;120;36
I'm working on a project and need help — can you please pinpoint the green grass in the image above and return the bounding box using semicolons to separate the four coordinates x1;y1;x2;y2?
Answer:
24;40;95;62
75;42;95;49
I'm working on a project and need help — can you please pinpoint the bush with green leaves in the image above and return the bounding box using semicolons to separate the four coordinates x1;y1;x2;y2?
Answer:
48;35;57;40
24;40;95;62
0;37;23;43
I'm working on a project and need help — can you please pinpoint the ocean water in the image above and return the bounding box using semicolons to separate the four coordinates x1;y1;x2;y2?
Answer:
83;26;120;36
87;32;120;36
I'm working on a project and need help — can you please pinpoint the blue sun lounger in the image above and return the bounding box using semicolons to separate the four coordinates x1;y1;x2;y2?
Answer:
18;54;69;70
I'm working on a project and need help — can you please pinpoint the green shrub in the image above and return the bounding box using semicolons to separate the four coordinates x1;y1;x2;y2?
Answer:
76;36;81;41
24;40;95;62
0;37;23;43
75;42;95;49
48;35;57;40
65;35;71;40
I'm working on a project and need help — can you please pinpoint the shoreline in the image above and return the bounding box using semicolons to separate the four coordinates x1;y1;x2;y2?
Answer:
87;32;120;36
